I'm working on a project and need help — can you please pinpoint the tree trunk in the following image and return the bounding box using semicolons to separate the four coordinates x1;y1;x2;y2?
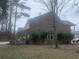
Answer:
1;23;3;31
50;0;58;48
9;0;13;44
53;13;58;48
13;5;18;45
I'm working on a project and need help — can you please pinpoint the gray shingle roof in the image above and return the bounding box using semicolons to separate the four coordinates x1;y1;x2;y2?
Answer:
25;12;76;29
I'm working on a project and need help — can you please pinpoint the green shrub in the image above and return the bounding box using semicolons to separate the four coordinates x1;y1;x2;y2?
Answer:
40;32;48;39
31;32;39;44
57;33;74;44
40;32;48;43
31;32;48;44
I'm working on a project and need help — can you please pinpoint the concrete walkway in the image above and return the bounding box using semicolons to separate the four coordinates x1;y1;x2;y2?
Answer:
0;42;10;45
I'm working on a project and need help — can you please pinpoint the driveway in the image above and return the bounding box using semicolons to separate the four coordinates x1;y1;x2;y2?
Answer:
0;42;10;45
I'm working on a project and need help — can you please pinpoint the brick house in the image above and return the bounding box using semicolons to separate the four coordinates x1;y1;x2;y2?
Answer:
17;12;75;44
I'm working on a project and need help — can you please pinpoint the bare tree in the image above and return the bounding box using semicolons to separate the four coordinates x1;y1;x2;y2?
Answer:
72;0;79;16
37;0;72;16
9;0;30;44
34;0;72;48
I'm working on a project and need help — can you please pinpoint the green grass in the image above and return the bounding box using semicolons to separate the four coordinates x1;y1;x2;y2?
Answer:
0;45;79;59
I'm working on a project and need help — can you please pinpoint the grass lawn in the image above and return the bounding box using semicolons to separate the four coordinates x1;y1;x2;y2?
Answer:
0;45;79;59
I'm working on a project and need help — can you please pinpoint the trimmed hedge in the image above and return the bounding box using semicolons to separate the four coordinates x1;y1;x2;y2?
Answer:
57;33;74;44
31;32;48;44
31;32;74;44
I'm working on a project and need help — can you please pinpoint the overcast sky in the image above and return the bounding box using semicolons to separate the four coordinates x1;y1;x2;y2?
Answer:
16;0;79;31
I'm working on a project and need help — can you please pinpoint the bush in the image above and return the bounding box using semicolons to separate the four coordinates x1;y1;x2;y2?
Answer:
31;32;48;44
40;32;48;43
57;33;74;44
31;32;39;44
31;32;74;44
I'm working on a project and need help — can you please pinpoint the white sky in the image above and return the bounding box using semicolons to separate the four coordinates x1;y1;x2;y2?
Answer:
16;0;79;31
16;0;46;27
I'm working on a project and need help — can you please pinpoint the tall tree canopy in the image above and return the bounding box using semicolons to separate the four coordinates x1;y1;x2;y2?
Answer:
0;0;8;19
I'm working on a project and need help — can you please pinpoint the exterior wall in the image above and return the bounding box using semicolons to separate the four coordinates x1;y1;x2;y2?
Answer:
29;19;53;33
56;23;71;33
28;14;50;33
